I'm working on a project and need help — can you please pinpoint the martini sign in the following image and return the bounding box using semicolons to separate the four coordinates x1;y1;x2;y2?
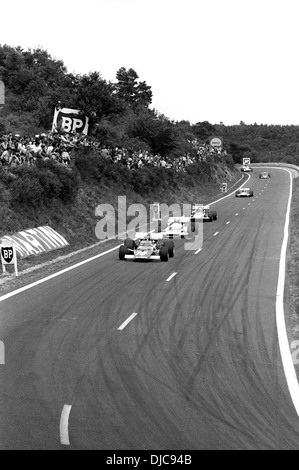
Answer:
209;136;223;148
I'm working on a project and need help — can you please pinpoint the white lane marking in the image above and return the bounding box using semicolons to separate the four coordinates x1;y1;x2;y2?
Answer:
235;213;239;216
166;272;177;282
275;169;299;415
118;312;138;331
60;405;72;446
243;207;246;210
248;203;251;205
194;248;202;254
213;232;219;236
226;221;230;224
0;245;121;303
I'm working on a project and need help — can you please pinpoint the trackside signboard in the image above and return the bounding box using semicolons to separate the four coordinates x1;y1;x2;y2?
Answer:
0;226;69;259
52;107;89;135
0;240;18;276
209;136;223;147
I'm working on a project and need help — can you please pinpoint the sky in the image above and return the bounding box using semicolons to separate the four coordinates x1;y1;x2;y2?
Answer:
1;0;299;126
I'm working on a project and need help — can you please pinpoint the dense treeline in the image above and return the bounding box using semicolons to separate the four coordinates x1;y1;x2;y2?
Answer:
0;44;299;165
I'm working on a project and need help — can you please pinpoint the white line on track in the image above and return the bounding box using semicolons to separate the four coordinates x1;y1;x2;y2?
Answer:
194;248;202;254
118;312;138;330
243;207;246;210
235;213;239;216
226;221;230;224
0;245;121;303
60;404;72;446
166;273;177;282
274;169;299;415
166;272;177;282
213;232;219;236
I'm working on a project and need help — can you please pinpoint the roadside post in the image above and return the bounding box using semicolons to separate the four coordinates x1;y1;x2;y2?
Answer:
0;240;18;277
221;182;227;193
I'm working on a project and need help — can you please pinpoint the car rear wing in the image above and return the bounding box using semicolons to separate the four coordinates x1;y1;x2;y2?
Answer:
134;231;164;240
167;216;191;223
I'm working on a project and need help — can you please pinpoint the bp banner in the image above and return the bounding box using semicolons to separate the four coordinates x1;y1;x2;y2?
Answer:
52;107;89;135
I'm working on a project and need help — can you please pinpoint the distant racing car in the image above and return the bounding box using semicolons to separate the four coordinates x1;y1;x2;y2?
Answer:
240;165;253;172
235;187;253;197
119;233;175;261
259;171;271;179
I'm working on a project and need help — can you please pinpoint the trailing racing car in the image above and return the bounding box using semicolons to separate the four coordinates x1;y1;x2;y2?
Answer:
240;165;253;172
162;216;191;239
119;233;175;261
235;187;253;197
259;171;271;179
191;204;218;222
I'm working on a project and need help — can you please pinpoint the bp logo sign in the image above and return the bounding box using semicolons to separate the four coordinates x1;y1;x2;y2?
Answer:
0;242;18;276
1;246;14;264
52;107;89;135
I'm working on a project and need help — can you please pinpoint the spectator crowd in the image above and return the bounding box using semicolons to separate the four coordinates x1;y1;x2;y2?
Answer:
0;130;227;172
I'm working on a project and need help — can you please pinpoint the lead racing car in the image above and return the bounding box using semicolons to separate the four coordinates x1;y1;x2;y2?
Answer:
119;232;175;261
235;187;253;197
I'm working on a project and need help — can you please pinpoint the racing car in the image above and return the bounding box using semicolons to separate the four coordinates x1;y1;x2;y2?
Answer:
191;204;218;222
161;216;191;239
235;187;253;197
119;233;175;261
259;171;271;179
240;165;253;172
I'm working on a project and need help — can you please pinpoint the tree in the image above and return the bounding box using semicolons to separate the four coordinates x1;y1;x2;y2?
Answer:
73;71;120;130
114;67;152;110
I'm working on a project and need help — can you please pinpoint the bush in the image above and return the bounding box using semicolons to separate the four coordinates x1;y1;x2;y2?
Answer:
9;160;80;206
10;174;44;207
36;159;80;202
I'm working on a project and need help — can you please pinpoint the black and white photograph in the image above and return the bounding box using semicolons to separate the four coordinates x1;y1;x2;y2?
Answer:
0;0;299;453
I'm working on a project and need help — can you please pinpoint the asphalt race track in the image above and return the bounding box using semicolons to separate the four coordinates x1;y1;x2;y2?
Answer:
1;168;299;449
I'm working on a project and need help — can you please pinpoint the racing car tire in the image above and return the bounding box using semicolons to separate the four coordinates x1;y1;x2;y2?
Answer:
163;240;175;257
119;245;127;260
157;220;162;233
160;246;169;262
124;238;135;249
210;210;217;220
250;191;254;197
